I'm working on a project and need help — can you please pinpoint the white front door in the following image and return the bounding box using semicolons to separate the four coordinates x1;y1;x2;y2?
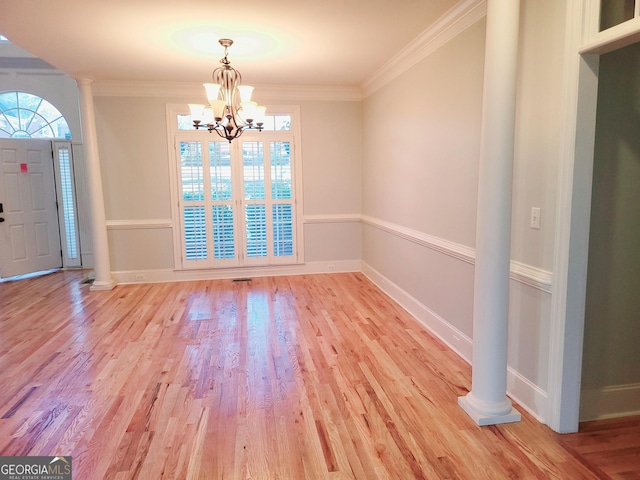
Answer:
0;139;62;278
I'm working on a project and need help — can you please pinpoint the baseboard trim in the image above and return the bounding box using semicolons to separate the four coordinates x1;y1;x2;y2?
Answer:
580;383;640;421
361;260;548;423
111;260;362;284
361;261;472;362
506;367;548;424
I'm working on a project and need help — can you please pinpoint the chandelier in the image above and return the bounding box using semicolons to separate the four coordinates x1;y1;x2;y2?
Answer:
188;39;266;142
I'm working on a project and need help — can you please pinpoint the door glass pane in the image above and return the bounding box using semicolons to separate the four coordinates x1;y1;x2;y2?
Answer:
271;141;292;200
184;206;207;260
212;205;235;259
209;141;232;200
273;204;293;257
245;204;267;257
600;0;635;30
180;141;204;201
242;141;265;200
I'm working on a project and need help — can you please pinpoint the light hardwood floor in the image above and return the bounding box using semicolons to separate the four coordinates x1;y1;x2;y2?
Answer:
0;270;632;479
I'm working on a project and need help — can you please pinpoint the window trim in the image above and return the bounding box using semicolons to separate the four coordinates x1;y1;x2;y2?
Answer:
166;103;304;271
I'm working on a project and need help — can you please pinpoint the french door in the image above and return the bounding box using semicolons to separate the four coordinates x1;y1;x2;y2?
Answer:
176;134;297;269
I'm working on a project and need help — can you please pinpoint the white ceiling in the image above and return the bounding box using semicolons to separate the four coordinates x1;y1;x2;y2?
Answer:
0;0;459;87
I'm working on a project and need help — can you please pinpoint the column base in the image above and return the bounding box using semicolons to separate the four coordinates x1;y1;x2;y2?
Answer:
458;395;521;426
90;279;116;291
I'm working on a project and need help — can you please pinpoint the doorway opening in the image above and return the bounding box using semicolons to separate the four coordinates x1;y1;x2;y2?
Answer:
0;91;88;279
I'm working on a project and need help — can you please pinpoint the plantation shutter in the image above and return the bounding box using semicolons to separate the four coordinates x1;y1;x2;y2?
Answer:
176;133;297;269
209;141;236;261
179;140;209;266
270;141;294;260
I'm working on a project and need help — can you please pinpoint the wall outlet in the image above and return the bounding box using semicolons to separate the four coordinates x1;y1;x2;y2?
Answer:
530;207;541;229
134;274;146;281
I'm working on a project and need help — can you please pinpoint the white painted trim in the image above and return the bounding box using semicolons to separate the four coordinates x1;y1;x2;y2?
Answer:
165;104;184;273
111;259;361;284
506;367;548;424
580;16;640;55
106;219;173;230
361;214;475;264
102;212;552;291
362;0;486;98
362;261;548;423
362;261;473;362
92;81;361;102
304;214;361;224
509;261;553;293
580;383;640;421
586;0;602;42
547;1;600;434
361;214;553;292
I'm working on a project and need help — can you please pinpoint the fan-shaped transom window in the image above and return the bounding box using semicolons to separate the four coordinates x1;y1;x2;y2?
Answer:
0;91;71;139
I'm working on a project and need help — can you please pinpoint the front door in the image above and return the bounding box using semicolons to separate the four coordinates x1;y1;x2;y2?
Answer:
0;139;62;278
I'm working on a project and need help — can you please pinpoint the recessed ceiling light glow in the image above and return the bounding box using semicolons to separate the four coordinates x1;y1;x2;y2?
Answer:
171;27;274;59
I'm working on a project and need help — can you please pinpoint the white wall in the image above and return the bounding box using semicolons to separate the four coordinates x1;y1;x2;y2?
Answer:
362;19;485;340
300;100;362;263
92;93;362;276
360;1;568;421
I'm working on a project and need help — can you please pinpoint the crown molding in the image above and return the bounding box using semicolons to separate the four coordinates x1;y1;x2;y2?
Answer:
361;0;486;98
91;80;361;102
91;1;484;102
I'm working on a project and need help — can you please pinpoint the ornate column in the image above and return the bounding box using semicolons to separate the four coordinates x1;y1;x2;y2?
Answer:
458;0;521;426
76;77;115;291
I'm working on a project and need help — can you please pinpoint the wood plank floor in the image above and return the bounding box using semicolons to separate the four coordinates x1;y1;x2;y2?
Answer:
559;415;640;480
0;270;633;479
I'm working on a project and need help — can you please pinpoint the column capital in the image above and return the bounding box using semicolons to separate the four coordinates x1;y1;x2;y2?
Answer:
75;77;96;87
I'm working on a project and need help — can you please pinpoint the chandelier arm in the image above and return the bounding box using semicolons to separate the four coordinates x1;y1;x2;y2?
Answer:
212;125;227;140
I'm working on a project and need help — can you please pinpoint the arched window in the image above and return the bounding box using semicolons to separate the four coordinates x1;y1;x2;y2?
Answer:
0;91;71;139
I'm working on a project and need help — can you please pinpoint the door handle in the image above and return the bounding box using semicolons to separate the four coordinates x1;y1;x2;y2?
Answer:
0;218;4;223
